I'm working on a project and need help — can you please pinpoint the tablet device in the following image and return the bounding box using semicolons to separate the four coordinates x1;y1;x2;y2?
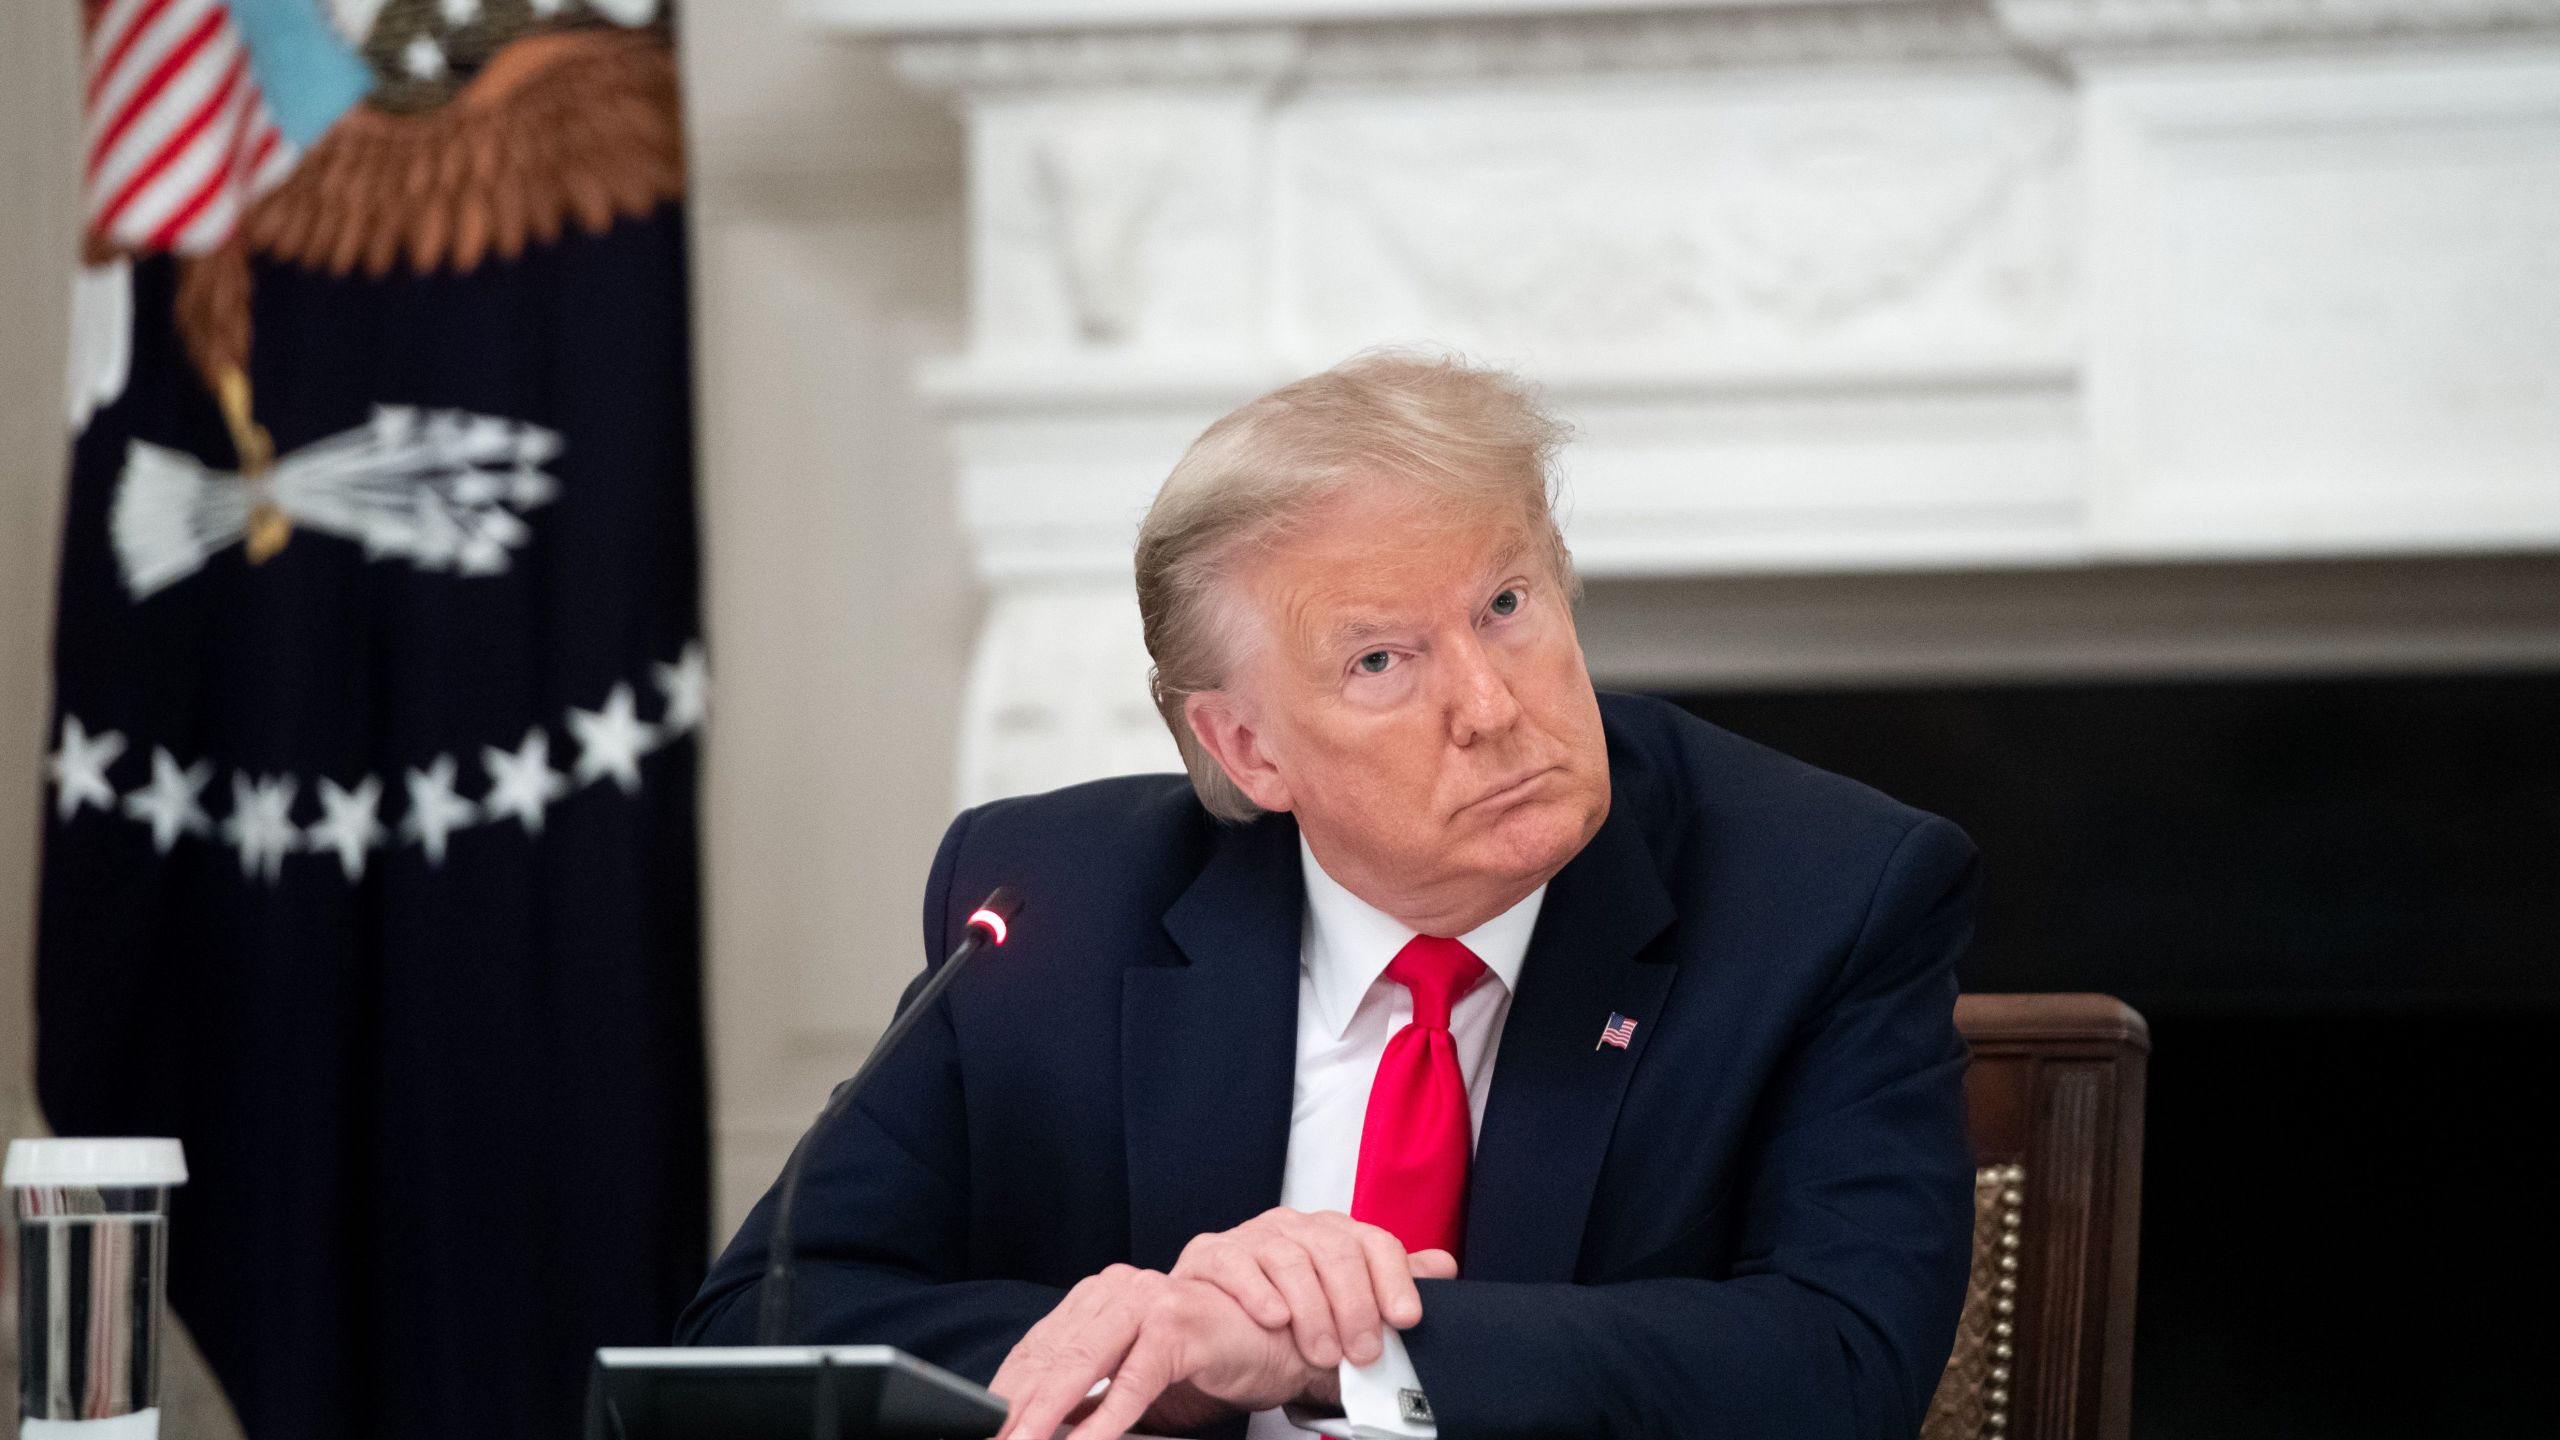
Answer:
585;1346;1007;1440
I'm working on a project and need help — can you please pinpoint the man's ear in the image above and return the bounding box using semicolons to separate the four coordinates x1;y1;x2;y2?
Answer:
1183;690;1295;814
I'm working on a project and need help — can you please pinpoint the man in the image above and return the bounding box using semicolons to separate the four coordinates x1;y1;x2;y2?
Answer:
681;353;1980;1440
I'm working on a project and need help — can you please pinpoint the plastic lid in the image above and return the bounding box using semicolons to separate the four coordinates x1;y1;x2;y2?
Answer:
4;1138;188;1187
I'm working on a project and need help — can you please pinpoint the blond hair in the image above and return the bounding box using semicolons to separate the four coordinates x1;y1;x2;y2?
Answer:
1135;350;1577;822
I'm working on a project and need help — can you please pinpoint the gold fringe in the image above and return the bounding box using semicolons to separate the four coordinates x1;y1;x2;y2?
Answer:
242;28;684;280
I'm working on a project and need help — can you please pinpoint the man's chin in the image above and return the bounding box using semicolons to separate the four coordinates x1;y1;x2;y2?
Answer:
1469;792;1604;885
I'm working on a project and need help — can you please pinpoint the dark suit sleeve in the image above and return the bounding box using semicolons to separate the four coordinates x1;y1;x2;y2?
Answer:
1401;816;1980;1440
674;806;1068;1383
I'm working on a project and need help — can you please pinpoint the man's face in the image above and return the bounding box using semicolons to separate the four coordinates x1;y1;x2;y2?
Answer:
1192;480;1611;932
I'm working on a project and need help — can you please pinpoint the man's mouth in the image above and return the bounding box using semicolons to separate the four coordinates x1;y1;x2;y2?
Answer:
1461;767;1557;813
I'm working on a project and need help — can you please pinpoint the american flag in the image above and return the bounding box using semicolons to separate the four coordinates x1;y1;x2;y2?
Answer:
82;0;296;255
1597;1012;1638;1050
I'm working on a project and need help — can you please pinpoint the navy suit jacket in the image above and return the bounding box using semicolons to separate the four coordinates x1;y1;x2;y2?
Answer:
681;692;1980;1440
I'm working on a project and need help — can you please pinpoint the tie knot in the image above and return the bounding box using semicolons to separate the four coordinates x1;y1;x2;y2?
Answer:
1385;935;1487;1030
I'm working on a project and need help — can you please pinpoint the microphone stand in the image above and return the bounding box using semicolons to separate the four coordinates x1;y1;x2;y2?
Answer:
757;887;1018;1346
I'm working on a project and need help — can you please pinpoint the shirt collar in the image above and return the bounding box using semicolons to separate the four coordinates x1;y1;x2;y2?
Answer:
1298;833;1546;1042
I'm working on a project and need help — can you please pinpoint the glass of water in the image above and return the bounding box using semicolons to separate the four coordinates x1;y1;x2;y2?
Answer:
7;1138;187;1440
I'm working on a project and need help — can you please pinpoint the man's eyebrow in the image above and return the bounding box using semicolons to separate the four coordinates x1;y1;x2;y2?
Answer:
1316;540;1540;652
1324;615;1403;652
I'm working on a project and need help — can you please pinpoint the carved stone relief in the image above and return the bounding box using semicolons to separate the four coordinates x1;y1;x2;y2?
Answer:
1296;3;2018;80
972;93;1269;355
893;24;1302;93
2084;54;2560;549
890;5;2017;92
1997;0;2560;52
1279;78;2077;362
958;584;1181;805
822;3;2560;803
2147;120;2560;491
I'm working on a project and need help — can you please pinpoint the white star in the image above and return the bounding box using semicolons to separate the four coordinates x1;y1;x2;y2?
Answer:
121;747;213;853
401;34;445;80
48;715;127;822
455;530;509;575
567;683;656;794
399;755;478;865
481;728;568;836
653;641;708;736
307;776;387;882
438;0;481;24
221;773;299;884
508;463;556;508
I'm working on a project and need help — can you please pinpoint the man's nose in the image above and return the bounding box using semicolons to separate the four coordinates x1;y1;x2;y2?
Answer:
1444;632;1523;745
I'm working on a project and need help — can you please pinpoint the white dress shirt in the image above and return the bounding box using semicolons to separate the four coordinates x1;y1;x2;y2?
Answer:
1246;837;1546;1440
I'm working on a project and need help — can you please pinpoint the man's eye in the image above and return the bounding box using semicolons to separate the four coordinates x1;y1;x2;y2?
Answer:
1356;651;1394;675
1489;588;1522;617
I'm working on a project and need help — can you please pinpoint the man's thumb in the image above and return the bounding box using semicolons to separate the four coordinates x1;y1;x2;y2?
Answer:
1409;1248;1459;1280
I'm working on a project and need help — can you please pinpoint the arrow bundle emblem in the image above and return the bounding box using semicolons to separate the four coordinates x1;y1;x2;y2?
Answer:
109;405;563;600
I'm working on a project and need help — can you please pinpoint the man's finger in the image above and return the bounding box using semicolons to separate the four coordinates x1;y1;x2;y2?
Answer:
1062;1330;1173;1440
1002;1350;1113;1440
1359;1228;1425;1329
996;1354;1077;1440
1408;1247;1459;1281
990;1314;1065;1415
1260;1247;1340;1368
999;1294;1143;1440
1306;1232;1385;1366
1200;1246;1293;1330
992;1276;1114;1417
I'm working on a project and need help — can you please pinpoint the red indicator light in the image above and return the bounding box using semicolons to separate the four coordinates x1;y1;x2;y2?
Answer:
967;908;1008;946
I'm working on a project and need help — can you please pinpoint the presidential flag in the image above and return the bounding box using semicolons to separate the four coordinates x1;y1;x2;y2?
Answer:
38;6;705;1440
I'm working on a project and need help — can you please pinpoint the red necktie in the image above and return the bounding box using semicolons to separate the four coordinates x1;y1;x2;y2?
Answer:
1351;935;1489;1260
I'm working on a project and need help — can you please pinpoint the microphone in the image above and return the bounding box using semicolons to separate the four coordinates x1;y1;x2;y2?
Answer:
756;886;1021;1345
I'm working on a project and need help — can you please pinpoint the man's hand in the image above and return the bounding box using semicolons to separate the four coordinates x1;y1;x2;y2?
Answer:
1171;1208;1458;1370
990;1265;1318;1440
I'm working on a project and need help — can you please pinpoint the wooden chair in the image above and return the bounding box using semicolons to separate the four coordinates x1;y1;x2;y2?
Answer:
1924;995;2149;1440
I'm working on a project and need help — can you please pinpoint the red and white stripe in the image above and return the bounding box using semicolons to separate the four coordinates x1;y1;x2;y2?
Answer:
82;0;297;256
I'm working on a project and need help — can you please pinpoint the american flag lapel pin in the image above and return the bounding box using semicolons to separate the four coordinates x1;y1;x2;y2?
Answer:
1596;1011;1638;1051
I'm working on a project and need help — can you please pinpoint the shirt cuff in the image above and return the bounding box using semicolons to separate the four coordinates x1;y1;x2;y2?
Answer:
1332;1327;1435;1439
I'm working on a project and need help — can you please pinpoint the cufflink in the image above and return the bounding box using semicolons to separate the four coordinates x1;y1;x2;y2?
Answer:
1397;1388;1434;1426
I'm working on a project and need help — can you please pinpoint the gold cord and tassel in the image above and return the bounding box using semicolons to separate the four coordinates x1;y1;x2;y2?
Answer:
213;365;291;564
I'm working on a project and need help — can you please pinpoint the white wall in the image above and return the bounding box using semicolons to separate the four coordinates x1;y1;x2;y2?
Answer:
0;0;82;1160
677;1;978;1238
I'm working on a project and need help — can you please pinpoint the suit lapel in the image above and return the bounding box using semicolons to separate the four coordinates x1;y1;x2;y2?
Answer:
1124;814;1305;1269
1462;803;1678;1282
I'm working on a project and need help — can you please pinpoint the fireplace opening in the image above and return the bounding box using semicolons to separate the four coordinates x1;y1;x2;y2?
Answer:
1673;672;2555;1437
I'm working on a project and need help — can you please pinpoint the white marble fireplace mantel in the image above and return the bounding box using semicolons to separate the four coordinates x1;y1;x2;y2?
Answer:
808;0;2560;804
